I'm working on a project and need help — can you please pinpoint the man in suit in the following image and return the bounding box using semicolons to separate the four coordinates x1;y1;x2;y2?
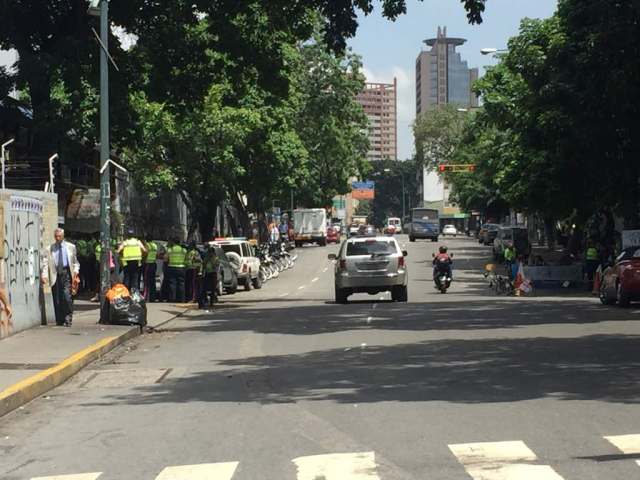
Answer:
41;228;80;326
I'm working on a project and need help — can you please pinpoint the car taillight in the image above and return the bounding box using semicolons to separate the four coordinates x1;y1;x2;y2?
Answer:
398;257;405;268
339;259;347;270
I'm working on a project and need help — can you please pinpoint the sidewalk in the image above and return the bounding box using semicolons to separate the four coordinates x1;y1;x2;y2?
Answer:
0;299;190;417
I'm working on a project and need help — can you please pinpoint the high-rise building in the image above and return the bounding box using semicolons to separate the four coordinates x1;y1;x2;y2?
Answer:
415;26;479;115
356;79;397;161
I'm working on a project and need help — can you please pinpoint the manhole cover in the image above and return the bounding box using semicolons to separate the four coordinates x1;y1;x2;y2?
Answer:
83;368;171;388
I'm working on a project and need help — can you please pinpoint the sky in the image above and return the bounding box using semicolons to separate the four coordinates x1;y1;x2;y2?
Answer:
348;0;558;160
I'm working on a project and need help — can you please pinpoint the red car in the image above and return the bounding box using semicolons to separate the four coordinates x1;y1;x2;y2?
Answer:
600;247;640;307
326;226;341;244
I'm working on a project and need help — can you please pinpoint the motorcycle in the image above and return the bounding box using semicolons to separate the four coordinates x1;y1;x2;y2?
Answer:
432;253;453;294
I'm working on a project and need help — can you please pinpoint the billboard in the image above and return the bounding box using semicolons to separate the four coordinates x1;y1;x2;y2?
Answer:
351;181;375;200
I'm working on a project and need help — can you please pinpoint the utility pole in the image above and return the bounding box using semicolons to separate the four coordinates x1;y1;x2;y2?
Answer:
97;0;111;308
401;172;406;220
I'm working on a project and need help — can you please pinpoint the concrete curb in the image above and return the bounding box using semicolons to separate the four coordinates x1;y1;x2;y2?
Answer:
0;327;139;418
0;304;192;419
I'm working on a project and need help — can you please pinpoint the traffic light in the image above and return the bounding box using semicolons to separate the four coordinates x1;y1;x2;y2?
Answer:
437;164;476;173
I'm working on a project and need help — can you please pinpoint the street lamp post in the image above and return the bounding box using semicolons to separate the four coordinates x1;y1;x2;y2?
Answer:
1;138;15;189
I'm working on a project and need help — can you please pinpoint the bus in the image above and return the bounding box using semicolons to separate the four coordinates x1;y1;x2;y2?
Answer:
408;207;440;242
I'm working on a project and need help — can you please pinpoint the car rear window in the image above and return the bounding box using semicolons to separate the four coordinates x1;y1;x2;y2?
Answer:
220;244;241;256
347;240;396;256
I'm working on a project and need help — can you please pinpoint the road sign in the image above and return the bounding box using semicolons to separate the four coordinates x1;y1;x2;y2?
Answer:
438;164;476;173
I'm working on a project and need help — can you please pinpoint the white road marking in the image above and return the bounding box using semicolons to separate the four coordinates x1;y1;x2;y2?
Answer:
366;316;372;324
154;462;239;480
31;474;102;480
311;277;319;283
605;434;640;466
323;267;328;272
278;293;289;298
372;303;378;310
298;285;306;290
293;451;380;479
449;441;564;480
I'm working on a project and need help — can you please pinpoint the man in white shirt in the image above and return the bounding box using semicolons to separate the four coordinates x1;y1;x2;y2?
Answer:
41;228;80;326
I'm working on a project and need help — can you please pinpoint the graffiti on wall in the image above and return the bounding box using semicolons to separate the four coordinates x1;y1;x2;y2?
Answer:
0;196;43;339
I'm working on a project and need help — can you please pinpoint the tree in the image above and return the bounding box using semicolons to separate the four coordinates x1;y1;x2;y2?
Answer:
370;159;420;227
413;104;466;172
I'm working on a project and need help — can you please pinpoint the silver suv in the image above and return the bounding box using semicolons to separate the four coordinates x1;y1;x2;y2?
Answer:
328;235;408;303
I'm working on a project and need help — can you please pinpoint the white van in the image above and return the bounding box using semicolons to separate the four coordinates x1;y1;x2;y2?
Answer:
386;217;402;233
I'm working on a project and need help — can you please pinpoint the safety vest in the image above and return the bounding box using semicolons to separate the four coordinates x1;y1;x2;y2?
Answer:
504;247;516;261
95;242;102;259
168;245;187;268
122;238;143;263
186;249;201;269
586;247;599;261
204;255;220;274
146;241;158;263
76;239;89;257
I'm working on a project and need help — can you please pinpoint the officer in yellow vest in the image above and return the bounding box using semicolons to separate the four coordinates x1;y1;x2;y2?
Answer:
143;237;159;302
117;229;147;292
585;241;600;286
166;237;187;302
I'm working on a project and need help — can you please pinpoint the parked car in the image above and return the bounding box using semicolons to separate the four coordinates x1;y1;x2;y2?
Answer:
600;247;640;307
492;226;530;260
212;246;238;295
442;224;458;236
481;224;501;246
326;226;341;244
328;235;408;303
210;238;261;290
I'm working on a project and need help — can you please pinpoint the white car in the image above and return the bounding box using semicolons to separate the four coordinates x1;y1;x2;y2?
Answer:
442;224;458;236
328;235;408;303
210;238;262;290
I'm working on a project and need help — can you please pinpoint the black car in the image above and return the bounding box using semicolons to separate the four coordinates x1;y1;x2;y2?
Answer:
213;246;239;295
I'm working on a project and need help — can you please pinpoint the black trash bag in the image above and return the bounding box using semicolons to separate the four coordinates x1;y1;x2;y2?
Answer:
106;296;147;327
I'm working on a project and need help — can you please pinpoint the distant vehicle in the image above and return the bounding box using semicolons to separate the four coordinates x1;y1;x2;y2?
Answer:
383;224;397;235
600;247;640;307
326;226;341;244
386;217;402;234
442;224;458;236
331;222;343;234
210;238;261;290
293;208;327;247
328;235;408;303
408;208;439;242
493;226;530;260
481;223;500;246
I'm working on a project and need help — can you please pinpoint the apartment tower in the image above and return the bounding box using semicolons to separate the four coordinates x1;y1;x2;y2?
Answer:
356;79;398;161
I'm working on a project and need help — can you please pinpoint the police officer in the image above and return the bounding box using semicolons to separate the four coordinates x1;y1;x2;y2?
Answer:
201;245;220;309
144;237;159;302
117;230;147;292
504;244;516;279
185;241;200;302
166;238;187;302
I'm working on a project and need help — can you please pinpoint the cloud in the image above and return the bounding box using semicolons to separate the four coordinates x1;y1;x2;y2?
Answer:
362;65;415;160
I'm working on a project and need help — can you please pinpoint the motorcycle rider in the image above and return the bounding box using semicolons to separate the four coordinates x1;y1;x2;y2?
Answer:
433;246;453;286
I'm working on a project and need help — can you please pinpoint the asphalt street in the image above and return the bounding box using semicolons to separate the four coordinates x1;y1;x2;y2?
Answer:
2;235;640;480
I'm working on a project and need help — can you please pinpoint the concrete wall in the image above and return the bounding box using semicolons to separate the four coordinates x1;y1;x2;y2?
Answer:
0;190;57;339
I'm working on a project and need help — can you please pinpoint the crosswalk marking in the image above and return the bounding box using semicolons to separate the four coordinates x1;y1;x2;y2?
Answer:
604;434;640;466
154;462;239;480
292;451;380;479
449;441;564;480
31;474;102;480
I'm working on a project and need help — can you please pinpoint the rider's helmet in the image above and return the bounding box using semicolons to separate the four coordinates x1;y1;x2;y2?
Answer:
439;246;448;254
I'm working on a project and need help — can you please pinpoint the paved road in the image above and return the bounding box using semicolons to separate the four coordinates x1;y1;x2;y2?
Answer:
2;235;640;479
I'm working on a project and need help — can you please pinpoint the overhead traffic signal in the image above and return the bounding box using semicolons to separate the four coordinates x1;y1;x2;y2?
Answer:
438;164;476;173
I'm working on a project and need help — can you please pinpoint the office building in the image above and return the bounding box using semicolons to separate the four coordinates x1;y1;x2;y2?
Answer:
415;26;479;115
356;79;398;161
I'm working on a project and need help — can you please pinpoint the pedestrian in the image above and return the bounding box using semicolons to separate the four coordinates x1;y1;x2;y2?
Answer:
185;241;200;302
143;236;159;302
41;228;80;326
117;230;147;292
584;241;600;289
504;244;516;279
166;238;187;302
201;245;220;309
76;236;90;293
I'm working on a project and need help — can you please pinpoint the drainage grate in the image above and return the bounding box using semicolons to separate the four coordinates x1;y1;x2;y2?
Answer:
82;368;172;388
